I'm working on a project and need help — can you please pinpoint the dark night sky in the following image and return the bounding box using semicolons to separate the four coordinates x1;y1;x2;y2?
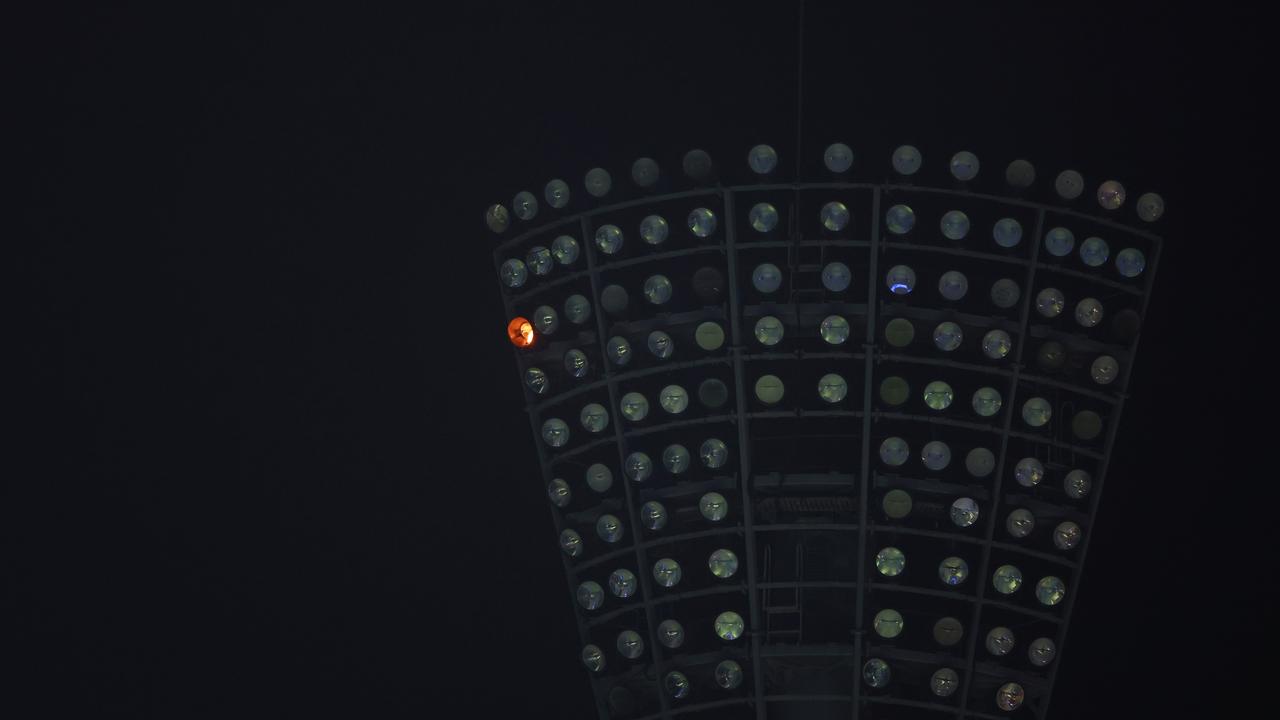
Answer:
12;2;1270;718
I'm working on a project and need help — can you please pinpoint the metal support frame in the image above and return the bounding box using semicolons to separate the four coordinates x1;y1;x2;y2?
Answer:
493;183;1160;256
495;181;1162;720
722;189;769;720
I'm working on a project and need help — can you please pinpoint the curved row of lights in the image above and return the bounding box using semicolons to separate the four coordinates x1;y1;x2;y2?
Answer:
547;440;1086;496
551;448;1091;506
869;612;1060;659
518;324;1119;408
484;145;1166;236
510;288;1132;399
542;392;1097;457
582;625;1046;710
588;610;1063;664
864;659;1033;712
574;549;744;598
877;485;1085;542
880;319;1122;384
509;307;728;351
883;442;1090;493
875;549;1078;592
539;377;1083;449
497;204;1148;299
506;264;1128;329
511;296;1125;403
886;206;1149;274
581;636;745;682
558;489;731;556
567;543;1069;606
547;447;730;511
875;378;1107;441
559;492;1079;567
554;465;1082;559
553;455;1085;551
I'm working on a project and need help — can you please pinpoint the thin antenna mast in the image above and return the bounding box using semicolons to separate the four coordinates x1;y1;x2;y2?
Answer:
794;0;805;180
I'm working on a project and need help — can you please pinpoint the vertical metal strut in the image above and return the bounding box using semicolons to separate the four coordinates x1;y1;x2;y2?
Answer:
851;186;882;719
793;0;806;183
723;189;769;720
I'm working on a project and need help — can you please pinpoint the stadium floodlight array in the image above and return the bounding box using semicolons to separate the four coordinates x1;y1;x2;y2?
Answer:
486;144;1161;720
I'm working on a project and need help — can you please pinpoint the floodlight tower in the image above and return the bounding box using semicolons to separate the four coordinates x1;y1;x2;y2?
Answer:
484;144;1162;720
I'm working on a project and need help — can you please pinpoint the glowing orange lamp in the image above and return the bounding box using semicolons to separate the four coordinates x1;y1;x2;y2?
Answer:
507;316;535;348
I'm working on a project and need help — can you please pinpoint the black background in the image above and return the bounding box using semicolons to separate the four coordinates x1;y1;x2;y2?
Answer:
13;2;1270;718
